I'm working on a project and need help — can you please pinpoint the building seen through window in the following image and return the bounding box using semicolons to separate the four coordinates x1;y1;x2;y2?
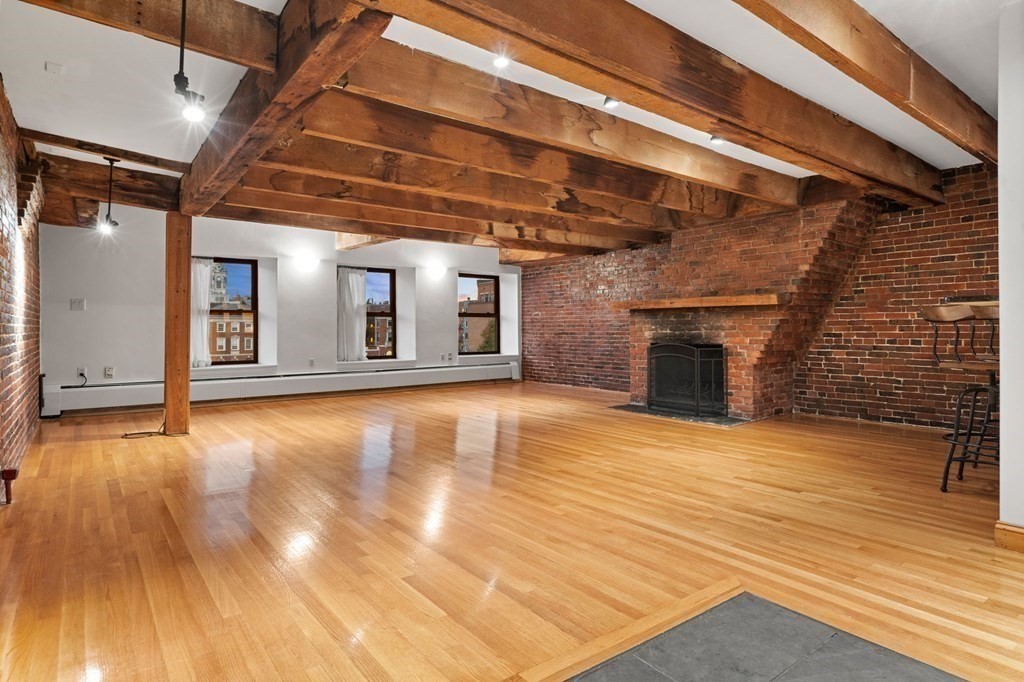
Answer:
458;275;499;354
209;259;258;364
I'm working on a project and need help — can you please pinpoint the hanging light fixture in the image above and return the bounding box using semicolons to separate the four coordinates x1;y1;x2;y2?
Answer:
97;157;119;234
173;0;206;123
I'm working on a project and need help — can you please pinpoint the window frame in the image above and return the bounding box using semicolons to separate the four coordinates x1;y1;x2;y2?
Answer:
208;257;259;366
457;273;501;356
364;267;398;360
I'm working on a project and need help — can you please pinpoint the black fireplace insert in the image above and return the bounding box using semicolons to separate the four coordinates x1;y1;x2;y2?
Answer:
648;343;727;417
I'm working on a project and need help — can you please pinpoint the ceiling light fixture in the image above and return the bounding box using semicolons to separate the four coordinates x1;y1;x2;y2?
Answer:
173;0;206;123
492;55;511;69
603;96;620;110
710;135;726;146
97;157;119;235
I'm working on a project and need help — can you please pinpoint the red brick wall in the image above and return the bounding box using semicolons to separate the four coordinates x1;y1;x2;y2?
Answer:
0;74;41;499
795;165;998;427
521;199;876;420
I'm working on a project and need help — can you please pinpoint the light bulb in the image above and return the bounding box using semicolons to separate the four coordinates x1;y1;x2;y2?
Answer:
295;253;319;273
97;220;114;235
182;101;206;123
603;96;620;109
492;55;511;69
710;135;726;146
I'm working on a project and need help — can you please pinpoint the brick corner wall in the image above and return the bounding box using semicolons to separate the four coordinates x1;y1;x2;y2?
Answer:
0;73;42;502
795;164;998;427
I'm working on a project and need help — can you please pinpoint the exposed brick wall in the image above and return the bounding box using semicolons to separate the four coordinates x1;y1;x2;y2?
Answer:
521;199;876;420
0;74;42;501
795;165;998;427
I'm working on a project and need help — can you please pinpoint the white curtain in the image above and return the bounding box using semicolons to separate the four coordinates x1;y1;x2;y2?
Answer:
337;267;368;361
191;258;213;368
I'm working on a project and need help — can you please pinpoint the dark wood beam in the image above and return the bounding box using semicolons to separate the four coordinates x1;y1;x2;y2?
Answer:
20;128;191;174
222;187;634;250
164;212;192;436
18;0;278;72
260;135;685;229
347;0;944;205
207;204;603;254
732;0;997;163
305;91;736;217
39;153;179;211
238;166;663;243
179;0;390;215
347;39;799;206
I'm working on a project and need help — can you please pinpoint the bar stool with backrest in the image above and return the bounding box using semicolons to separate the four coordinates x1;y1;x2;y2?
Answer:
920;304;999;492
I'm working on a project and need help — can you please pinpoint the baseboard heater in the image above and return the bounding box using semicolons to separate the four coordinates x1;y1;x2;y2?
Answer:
43;362;519;416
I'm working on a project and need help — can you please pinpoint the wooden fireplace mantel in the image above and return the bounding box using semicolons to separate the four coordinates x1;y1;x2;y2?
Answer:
612;293;789;311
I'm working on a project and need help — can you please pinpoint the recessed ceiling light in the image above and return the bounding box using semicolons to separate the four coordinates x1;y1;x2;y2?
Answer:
710;135;726;146
492;55;511;69
603;96;620;109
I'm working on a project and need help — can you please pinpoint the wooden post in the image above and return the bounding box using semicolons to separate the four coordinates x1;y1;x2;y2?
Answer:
164;212;192;435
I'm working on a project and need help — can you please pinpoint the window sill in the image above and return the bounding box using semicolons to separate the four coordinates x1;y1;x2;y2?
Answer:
191;363;279;379
336;359;417;373
458;354;519;366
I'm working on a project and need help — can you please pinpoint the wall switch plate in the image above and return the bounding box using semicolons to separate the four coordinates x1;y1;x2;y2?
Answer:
440;353;445;361
103;367;114;379
70;298;86;311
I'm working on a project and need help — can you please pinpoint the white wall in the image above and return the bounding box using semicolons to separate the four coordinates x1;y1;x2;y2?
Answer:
40;205;521;407
999;1;1024;527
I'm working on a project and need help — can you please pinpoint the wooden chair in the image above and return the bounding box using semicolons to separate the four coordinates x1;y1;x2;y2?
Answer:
941;385;999;492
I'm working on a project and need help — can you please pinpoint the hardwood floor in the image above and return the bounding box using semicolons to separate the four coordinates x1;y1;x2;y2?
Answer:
0;382;1018;680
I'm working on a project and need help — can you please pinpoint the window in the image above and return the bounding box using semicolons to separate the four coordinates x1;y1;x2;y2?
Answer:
208;258;258;364
365;268;396;359
458;274;499;354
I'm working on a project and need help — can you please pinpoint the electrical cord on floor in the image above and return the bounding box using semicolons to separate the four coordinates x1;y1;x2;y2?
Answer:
122;421;167;439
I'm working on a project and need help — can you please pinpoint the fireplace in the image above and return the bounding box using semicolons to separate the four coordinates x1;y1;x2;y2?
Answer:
648;343;727;417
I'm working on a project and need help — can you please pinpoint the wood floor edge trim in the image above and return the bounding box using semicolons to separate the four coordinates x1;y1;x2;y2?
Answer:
507;576;745;682
995;521;1024;552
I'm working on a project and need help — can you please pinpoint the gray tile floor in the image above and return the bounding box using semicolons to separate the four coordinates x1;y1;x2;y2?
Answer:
573;593;959;682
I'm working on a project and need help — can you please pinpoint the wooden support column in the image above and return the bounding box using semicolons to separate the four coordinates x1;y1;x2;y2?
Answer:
164;212;192;435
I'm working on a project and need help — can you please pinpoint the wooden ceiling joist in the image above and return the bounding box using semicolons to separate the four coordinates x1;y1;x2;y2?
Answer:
221;187;636;250
19;128;191;174
347;0;945;205
238;167;663;243
206;204;604;255
346;40;800;206
260;135;685;229
305;92;735;218
18;0;278;72
732;0;997;163
178;0;391;215
39;153;179;211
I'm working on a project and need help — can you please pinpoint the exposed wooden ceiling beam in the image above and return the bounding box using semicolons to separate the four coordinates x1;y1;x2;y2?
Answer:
39;153;179;211
239;166;663;243
336;233;394;250
346;39;799;206
206;204;604;255
498;248;568;264
222;187;636;250
347;0;944;205
178;0;390;215
260;135;685;229
17;0;278;72
732;0;997;163
20;128;191;174
305;92;734;218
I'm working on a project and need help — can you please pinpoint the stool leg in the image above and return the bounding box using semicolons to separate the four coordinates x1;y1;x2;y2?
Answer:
941;440;958;493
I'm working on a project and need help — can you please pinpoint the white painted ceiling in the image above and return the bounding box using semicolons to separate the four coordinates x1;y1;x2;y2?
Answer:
0;0;1002;182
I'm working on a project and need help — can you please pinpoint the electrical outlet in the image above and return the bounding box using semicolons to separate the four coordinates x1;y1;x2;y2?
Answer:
103;367;114;379
70;298;86;311
447;352;453;361
440;353;445;361
77;366;87;379
308;358;315;368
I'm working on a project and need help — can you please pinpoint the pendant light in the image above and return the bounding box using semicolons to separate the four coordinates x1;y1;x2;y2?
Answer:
97;157;118;234
173;0;206;123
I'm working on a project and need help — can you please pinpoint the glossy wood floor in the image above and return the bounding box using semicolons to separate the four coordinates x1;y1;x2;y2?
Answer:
1;383;1020;681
